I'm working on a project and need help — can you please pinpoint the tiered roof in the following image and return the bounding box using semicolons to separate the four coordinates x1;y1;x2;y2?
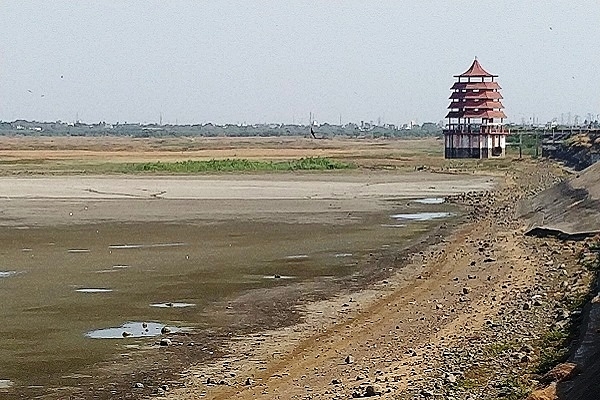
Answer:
454;59;497;78
446;59;506;120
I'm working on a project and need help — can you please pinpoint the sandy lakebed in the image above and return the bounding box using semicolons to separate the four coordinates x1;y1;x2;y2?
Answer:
0;170;496;399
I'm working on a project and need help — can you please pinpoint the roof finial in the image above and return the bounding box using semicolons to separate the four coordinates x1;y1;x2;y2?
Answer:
474;56;478;60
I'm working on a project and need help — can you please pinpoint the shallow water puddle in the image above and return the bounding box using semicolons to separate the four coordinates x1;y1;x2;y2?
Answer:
391;212;453;221
150;302;196;308
86;321;175;339
0;379;13;389
284;254;309;260
334;253;353;258
108;242;186;250
262;275;295;280
413;197;445;204
76;288;113;293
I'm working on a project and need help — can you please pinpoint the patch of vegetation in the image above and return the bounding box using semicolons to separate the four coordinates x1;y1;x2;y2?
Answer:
484;340;515;357
537;328;571;373
456;377;479;390
122;157;354;173
494;377;533;400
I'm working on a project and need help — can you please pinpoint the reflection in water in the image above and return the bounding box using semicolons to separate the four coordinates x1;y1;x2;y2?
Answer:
108;242;186;249
413;197;445;205
0;379;13;389
284;254;309;260
262;275;295;280
76;288;113;293
391;212;452;221
86;321;175;339
150;302;196;308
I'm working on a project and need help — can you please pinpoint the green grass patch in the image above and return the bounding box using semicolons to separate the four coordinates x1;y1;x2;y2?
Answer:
484;340;515;357
126;157;354;173
537;328;571;373
495;377;533;400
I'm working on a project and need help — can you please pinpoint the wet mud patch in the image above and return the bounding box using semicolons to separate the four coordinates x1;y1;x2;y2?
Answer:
0;204;463;399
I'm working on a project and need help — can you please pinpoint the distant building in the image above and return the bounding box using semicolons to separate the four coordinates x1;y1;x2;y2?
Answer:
444;59;507;158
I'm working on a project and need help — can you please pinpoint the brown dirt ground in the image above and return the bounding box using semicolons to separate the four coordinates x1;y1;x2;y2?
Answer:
0;136;562;399
162;159;568;400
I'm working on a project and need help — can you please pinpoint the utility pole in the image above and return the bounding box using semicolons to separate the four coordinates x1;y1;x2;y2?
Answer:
519;129;523;159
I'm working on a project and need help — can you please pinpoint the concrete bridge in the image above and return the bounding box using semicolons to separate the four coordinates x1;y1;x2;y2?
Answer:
506;126;600;158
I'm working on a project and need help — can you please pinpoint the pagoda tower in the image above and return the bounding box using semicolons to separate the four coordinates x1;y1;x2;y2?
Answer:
444;59;507;158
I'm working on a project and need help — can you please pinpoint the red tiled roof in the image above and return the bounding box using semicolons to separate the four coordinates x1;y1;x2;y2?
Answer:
450;91;503;100
451;82;501;90
448;100;504;109
446;110;507;119
455;59;497;77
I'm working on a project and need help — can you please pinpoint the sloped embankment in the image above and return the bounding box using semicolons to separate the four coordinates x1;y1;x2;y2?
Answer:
521;161;600;400
520;161;600;238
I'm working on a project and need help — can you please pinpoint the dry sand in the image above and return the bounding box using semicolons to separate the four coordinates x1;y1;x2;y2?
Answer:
0;172;494;227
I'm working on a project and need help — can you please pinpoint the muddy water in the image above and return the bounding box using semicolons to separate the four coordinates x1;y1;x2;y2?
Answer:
0;201;456;395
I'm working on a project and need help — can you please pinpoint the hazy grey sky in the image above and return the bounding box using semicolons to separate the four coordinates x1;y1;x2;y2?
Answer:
1;1;599;125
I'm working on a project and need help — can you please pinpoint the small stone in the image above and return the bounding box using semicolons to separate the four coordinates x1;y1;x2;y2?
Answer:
345;355;354;364
521;354;532;363
462;287;470;295
245;377;254;386
122;331;133;337
159;338;172;346
523;302;531;310
521;344;535;353
161;326;171;334
331;379;341;385
133;382;144;389
364;385;381;397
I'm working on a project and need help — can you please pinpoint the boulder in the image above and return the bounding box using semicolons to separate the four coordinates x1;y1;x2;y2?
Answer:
526;383;557;400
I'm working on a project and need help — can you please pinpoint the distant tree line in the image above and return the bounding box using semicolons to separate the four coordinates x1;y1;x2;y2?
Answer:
0;120;442;138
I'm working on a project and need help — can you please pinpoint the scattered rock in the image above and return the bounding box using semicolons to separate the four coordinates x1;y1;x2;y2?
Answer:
526;382;557;400
541;362;579;384
133;382;144;389
159;338;172;346
364;385;382;397
345;355;354;364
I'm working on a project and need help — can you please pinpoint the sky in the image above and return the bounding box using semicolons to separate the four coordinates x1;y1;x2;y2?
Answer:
1;1;599;126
